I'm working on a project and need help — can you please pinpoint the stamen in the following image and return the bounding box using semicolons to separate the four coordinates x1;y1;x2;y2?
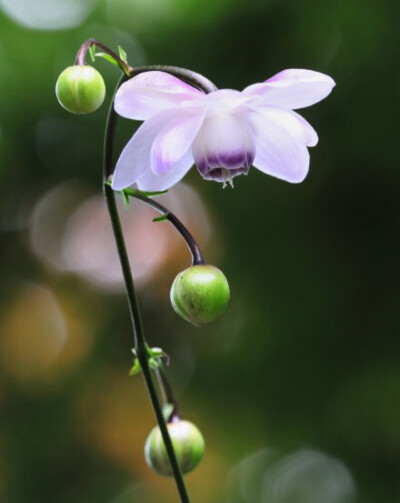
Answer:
221;169;234;189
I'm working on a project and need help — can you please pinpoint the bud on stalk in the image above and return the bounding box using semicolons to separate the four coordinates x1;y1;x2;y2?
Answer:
145;420;205;477
170;265;230;326
55;65;106;114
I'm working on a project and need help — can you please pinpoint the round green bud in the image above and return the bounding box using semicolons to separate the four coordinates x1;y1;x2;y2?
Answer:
144;420;205;477
55;65;106;114
170;265;230;327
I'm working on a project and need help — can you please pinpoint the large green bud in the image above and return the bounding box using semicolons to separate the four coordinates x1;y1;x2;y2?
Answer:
145;420;205;477
55;65;106;114
170;265;230;326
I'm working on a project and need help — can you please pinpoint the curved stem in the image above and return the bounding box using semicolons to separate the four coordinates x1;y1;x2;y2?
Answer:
100;55;216;502
75;38;132;74
74;39;218;93
131;65;218;93
103;74;191;503
122;188;204;265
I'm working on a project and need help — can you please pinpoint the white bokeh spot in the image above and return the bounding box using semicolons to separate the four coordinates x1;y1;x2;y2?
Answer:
0;0;99;30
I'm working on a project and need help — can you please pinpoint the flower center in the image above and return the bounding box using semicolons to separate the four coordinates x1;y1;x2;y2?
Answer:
192;113;255;186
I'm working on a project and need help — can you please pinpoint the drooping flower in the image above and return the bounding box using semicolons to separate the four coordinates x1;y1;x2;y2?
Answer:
111;69;335;191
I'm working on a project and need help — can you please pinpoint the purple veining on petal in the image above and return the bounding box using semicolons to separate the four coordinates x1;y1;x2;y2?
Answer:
219;149;255;169
195;149;255;176
219;151;249;169
195;159;208;176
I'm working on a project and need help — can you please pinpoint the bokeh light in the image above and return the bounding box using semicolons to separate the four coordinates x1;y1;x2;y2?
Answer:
0;0;99;30
226;448;356;503
262;450;356;503
0;283;67;385
30;180;214;292
0;282;95;388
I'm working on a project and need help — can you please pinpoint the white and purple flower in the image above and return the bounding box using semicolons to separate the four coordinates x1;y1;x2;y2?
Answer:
111;69;335;191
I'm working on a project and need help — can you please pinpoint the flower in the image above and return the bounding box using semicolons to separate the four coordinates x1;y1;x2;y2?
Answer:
111;69;335;191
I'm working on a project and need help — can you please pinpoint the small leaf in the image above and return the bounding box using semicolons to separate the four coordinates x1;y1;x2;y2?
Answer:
129;359;141;376
118;45;128;63
148;347;163;357
95;52;119;68
153;214;169;223
120;190;130;209
89;44;96;62
149;357;160;370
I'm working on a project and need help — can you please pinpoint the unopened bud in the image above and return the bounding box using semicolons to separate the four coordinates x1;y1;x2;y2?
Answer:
170;265;230;326
55;65;106;114
145;420;205;477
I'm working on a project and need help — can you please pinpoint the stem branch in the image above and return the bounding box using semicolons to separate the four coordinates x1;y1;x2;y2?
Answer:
103;74;191;503
99;50;216;503
75;38;132;74
158;367;182;422
123;188;204;265
75;39;218;93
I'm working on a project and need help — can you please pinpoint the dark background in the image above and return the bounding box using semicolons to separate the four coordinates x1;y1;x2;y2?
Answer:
0;1;399;502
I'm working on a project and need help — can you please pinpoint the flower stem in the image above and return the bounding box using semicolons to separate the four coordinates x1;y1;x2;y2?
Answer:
132;65;218;93
100;55;216;503
157;367;182;422
75;39;218;93
75;38;132;74
103;74;192;503
121;187;205;265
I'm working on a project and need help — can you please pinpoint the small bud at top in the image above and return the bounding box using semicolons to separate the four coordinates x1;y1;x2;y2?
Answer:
55;65;106;114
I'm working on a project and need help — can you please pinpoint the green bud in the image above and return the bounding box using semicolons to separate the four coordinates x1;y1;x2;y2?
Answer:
170;265;230;326
55;65;106;114
144;420;205;477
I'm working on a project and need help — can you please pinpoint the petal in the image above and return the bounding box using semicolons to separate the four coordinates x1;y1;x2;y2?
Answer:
136;151;194;191
111;109;186;191
249;112;310;183
243;69;335;110
192;112;256;175
150;112;205;175
250;106;318;147
114;71;203;121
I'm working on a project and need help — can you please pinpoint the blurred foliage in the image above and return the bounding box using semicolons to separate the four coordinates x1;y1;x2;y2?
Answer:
0;0;399;502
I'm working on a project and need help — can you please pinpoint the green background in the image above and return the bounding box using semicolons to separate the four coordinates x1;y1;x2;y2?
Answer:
0;1;399;502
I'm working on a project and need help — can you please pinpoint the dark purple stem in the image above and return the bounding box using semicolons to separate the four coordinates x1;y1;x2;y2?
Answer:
158;367;182;423
75;38;132;74
74;39;218;93
123;188;205;266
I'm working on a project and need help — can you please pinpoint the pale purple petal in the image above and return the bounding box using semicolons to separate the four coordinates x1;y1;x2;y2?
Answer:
249;106;318;146
243;69;335;110
150;112;205;175
249;112;310;183
114;71;203;121
111;108;187;191
136;151;194;191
